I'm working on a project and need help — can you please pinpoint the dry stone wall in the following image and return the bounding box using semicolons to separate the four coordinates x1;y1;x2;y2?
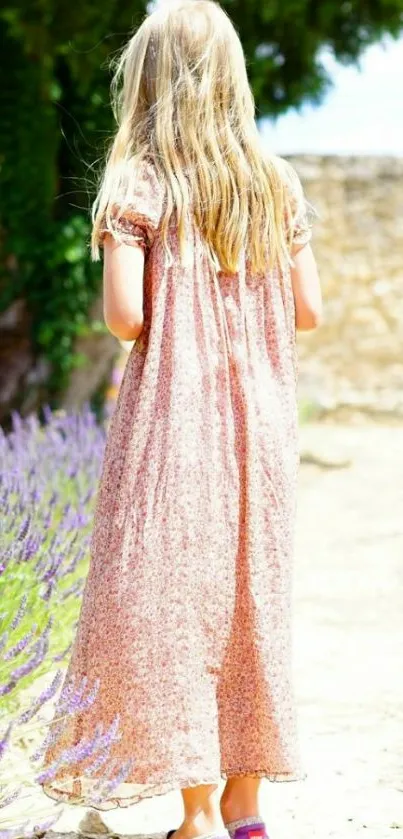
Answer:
289;156;403;418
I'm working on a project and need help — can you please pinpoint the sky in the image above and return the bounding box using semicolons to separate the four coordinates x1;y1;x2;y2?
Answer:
261;36;403;156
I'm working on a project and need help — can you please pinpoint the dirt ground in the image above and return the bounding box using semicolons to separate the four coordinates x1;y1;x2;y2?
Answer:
21;423;403;839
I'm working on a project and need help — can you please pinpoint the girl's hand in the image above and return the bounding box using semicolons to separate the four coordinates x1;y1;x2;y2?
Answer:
102;234;145;341
291;242;322;331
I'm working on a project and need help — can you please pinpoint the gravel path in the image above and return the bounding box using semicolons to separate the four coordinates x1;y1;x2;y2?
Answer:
36;424;403;839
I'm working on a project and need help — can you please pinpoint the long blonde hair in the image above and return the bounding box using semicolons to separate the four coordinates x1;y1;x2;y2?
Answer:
91;0;298;273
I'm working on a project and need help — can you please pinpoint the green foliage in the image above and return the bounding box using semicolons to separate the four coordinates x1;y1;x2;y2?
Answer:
224;0;403;115
0;0;402;408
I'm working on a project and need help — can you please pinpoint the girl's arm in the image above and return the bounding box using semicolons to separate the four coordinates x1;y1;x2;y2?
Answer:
291;242;322;331
103;234;145;341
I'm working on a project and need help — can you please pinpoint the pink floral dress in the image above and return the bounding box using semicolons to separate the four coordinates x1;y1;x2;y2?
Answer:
41;159;312;809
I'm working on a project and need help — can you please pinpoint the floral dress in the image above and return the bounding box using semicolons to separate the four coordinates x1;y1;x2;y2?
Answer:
41;158;312;809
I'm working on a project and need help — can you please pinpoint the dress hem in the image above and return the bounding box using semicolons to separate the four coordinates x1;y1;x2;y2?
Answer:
41;769;308;811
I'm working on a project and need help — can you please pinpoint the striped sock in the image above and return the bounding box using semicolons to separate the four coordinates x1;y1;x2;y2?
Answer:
224;818;265;838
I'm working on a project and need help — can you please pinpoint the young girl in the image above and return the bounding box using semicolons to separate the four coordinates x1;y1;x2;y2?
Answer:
41;1;322;837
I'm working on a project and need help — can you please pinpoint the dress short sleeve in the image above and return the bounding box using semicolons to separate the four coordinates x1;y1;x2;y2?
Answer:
281;160;313;251
97;160;164;255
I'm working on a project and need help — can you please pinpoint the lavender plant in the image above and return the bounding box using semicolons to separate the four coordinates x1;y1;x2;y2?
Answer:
0;406;134;834
0;407;105;703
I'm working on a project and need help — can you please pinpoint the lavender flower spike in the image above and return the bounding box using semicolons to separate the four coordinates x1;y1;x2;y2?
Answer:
17;670;63;725
10;634;49;682
0;723;13;761
9;595;27;631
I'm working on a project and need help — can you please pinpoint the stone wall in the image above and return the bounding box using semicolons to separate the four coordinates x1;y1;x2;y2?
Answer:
290;156;403;418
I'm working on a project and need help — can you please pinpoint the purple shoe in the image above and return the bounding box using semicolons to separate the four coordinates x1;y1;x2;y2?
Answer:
225;820;269;839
